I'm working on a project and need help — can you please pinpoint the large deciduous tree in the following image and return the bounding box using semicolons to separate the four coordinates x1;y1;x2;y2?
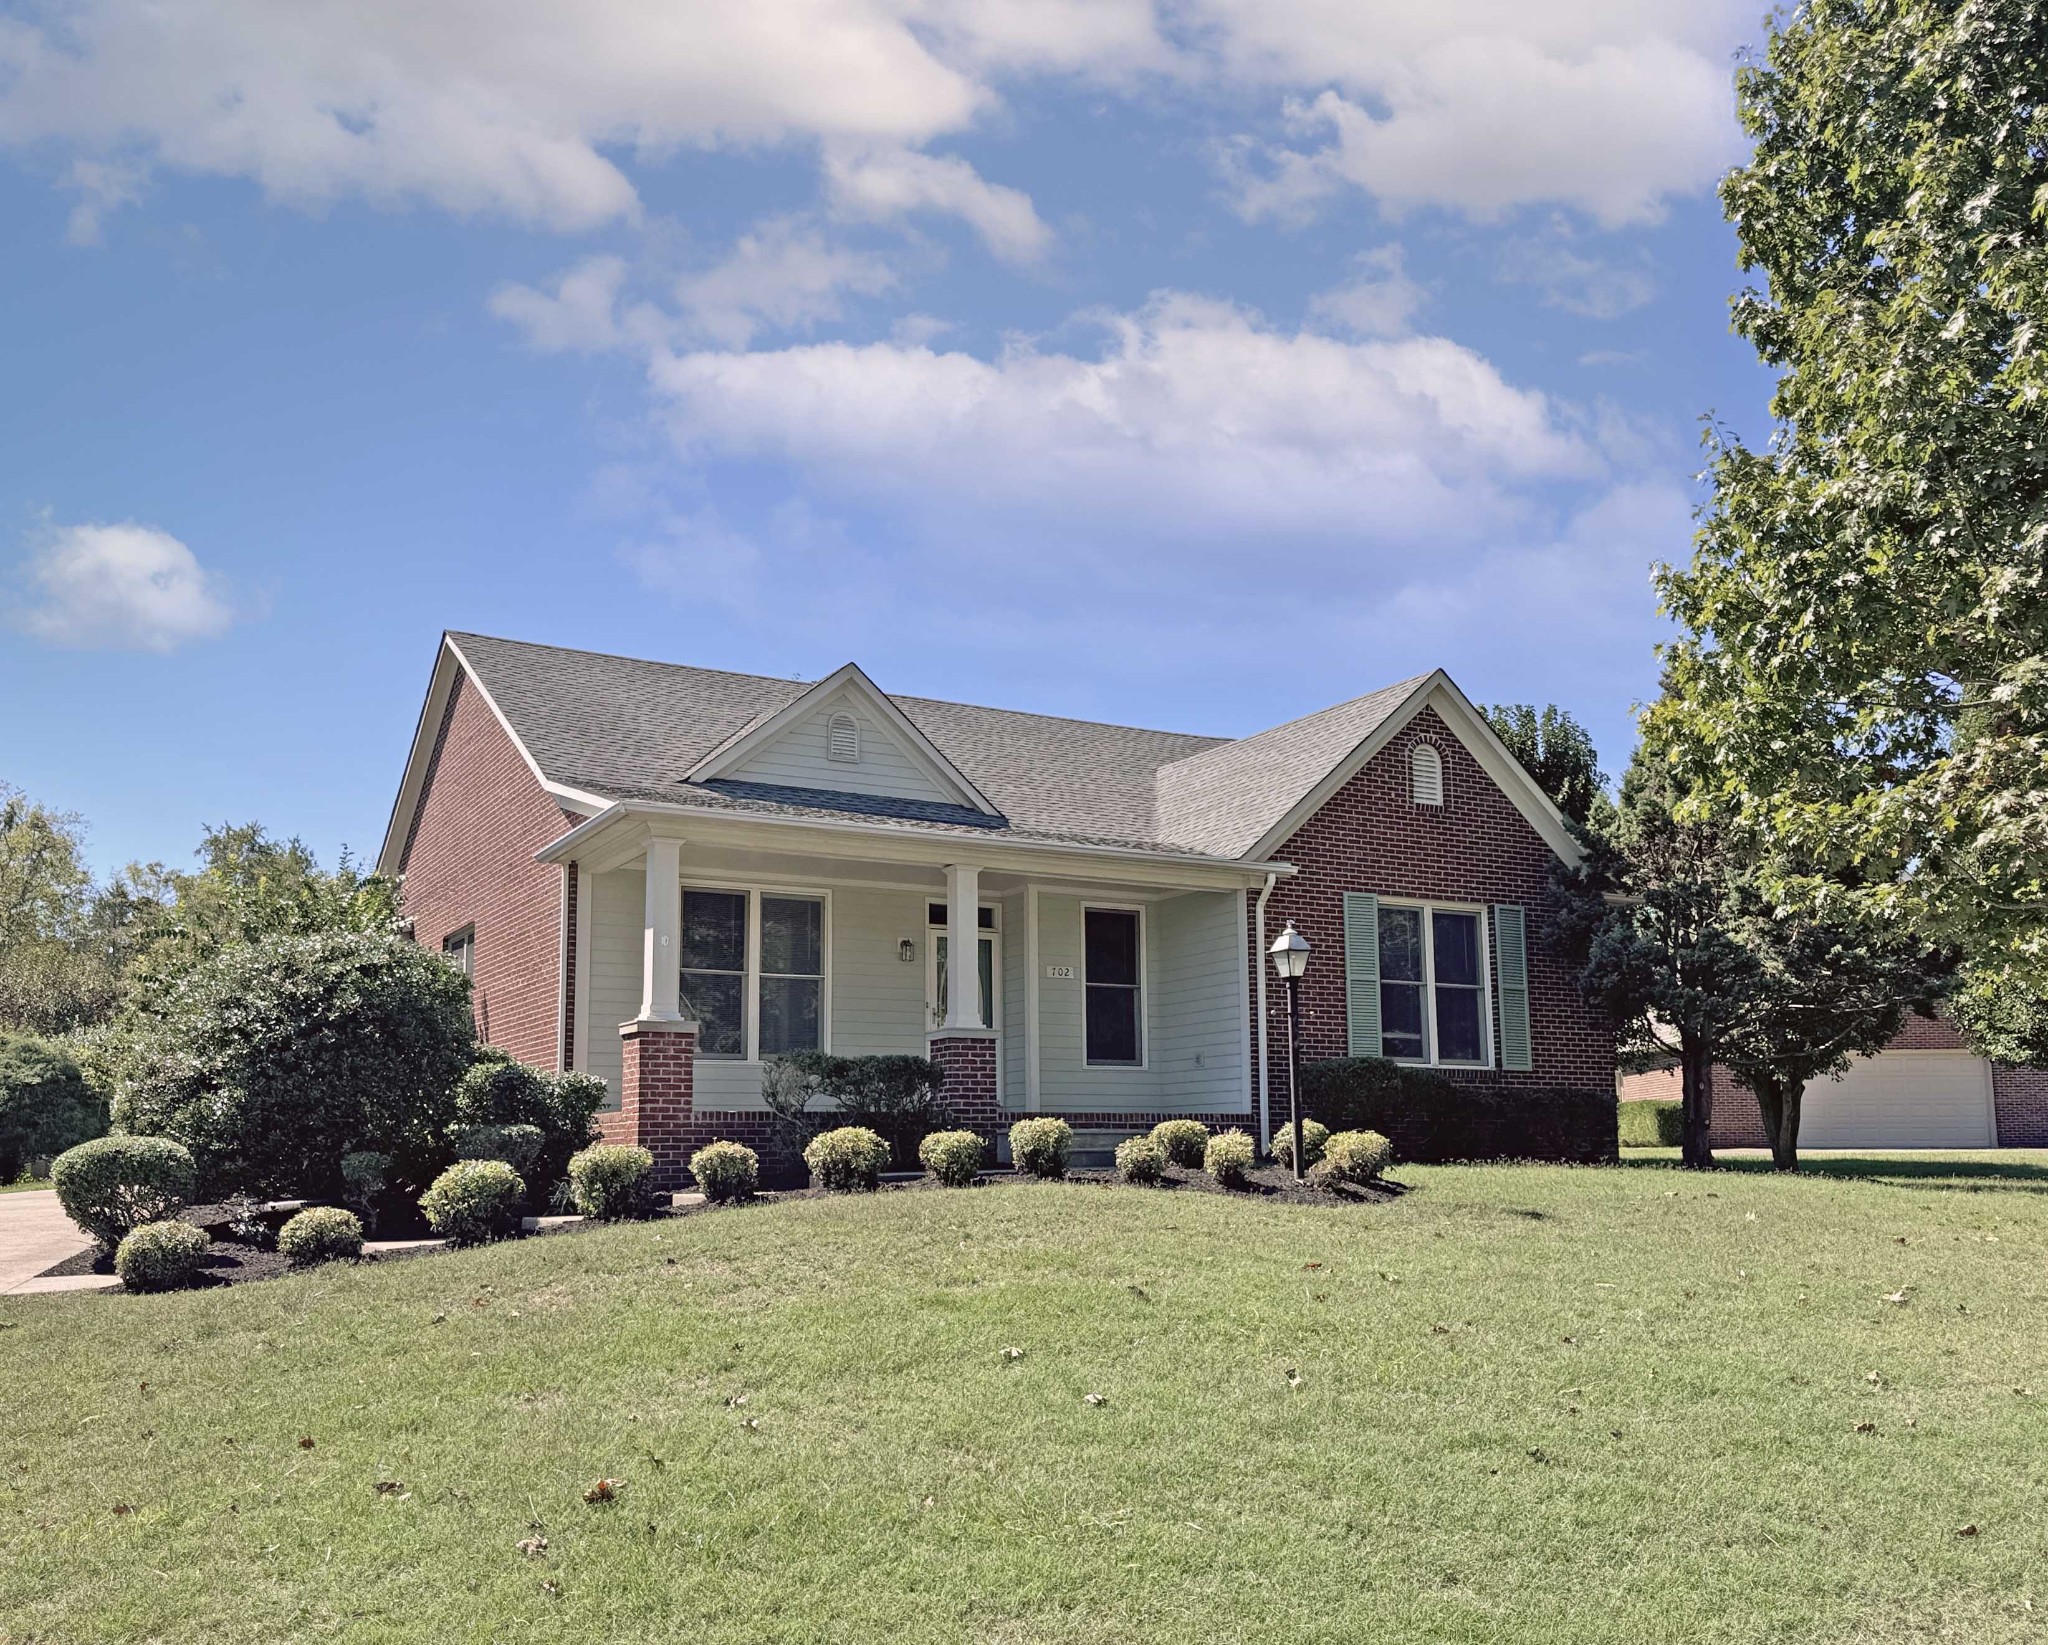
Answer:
1483;703;1610;827
1653;0;2048;1052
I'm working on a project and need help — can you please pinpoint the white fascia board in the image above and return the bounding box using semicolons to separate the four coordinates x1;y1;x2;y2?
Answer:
1242;672;1584;867
682;661;1002;816
534;797;1295;890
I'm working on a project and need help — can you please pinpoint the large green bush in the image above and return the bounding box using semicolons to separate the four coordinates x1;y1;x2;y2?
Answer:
918;1129;986;1187
419;1159;525;1245
107;931;474;1197
803;1126;890;1192
277;1206;365;1267
1300;1057;1616;1163
450;1052;605;1203
1619;1099;1684;1147
0;1032;104;1183
51;1135;197;1251
114;1220;211;1292
1009;1117;1072;1179
451;1121;545;1176
688;1140;758;1204
763;1052;949;1169
1148;1119;1209;1169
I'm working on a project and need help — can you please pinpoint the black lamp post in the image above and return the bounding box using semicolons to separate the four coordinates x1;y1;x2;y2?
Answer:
1268;921;1312;1181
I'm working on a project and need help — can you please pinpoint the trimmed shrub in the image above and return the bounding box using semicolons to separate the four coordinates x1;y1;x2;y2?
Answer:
114;1220;210;1292
106;931;474;1197
52;1134;197;1252
1114;1135;1166;1184
567;1144;656;1219
340;1149;390;1230
1204;1128;1256;1188
277;1206;365;1267
688;1140;758;1204
452;1122;545;1176
1149;1119;1210;1169
419;1159;525;1245
1316;1129;1393;1188
0;1033;105;1185
1268;1117;1331;1170
451;1054;605;1203
803;1126;890;1192
919;1129;986;1187
1300;1057;1616;1163
1009;1117;1072;1180
1619;1099;1684;1147
763;1052;949;1169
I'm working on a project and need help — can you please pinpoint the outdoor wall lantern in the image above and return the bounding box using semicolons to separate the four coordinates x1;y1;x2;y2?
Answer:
898;939;916;963
1268;922;1312;1181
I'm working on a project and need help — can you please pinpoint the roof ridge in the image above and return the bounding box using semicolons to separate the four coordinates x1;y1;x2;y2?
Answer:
1155;672;1435;775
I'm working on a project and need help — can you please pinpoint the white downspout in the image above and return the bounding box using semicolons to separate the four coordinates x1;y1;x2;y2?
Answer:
1254;871;1277;1150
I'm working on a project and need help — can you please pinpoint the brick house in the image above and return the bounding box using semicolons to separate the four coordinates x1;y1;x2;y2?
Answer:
379;632;1616;1184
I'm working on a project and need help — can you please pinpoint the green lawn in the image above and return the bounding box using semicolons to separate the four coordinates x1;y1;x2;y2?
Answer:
5;1159;2047;1644
0;1176;50;1193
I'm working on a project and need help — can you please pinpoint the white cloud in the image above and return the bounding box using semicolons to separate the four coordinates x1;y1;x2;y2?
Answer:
1308;246;1426;338
11;521;236;652
824;146;1051;263
1499;232;1656;318
672;218;898;349
488;255;633;353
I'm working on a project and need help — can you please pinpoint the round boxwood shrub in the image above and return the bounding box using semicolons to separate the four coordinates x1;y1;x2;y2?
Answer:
0;1032;105;1185
1316;1129;1393;1188
1203;1128;1256;1188
451;1053;605;1203
277;1206;365;1267
1268;1117;1331;1170
114;1219;211;1292
918;1129;986;1187
804;1126;890;1192
1009;1117;1072;1179
51;1134;198;1252
688;1140;757;1204
1114;1135;1166;1184
419;1159;525;1245
452;1121;545;1176
107;931;475;1198
567;1143;657;1219
1148;1119;1209;1169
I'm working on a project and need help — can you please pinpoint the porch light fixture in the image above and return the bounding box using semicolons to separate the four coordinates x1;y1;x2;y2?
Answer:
898;939;916;963
1269;922;1312;1181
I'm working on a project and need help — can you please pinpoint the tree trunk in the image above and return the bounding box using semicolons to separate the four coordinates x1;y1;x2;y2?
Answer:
1769;1078;1803;1172
1679;1036;1717;1170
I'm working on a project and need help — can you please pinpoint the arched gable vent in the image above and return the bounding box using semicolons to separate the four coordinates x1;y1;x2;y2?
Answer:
827;711;861;764
1409;742;1444;806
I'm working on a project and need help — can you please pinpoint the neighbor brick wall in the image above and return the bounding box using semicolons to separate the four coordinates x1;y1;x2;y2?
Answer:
398;668;573;1069
1252;704;1615;1150
1993;1069;2048;1146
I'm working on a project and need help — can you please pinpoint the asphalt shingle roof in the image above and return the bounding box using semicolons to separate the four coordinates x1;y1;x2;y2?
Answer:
447;632;1427;862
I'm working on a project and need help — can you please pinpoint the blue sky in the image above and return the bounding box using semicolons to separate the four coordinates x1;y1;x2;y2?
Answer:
0;1;1775;877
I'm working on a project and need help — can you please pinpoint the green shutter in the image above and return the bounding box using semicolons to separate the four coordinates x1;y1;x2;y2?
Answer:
1494;904;1533;1071
1343;892;1381;1058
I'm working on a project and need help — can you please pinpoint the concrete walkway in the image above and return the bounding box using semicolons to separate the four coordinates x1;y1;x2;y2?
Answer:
0;1189;101;1296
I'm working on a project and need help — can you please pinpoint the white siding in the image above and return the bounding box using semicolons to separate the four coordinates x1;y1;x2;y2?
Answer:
584;867;644;1109
1036;894;1161;1109
1001;890;1028;1108
726;694;956;805
1149;891;1246;1108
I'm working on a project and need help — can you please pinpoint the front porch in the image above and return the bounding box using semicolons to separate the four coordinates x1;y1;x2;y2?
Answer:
541;808;1275;1184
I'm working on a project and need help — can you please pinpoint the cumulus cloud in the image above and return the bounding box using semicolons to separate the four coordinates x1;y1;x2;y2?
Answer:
488;255;634;353
824;146;1051;262
11;521;236;652
1309;246;1427;338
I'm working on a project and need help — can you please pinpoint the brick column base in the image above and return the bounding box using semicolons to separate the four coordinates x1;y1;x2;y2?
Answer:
613;1018;698;1189
929;1031;1003;1140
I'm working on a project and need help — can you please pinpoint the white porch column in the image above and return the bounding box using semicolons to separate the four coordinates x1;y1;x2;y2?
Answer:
639;834;684;1022
942;862;981;1031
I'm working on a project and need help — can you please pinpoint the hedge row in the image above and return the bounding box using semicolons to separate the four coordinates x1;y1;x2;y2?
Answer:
1299;1057;1616;1164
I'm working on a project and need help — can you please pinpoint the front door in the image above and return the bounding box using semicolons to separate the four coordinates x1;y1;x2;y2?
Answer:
928;902;999;1031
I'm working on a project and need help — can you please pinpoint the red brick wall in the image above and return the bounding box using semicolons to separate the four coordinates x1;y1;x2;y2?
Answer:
1254;704;1615;1115
398;669;573;1069
930;1035;1003;1133
1993;1069;2048;1146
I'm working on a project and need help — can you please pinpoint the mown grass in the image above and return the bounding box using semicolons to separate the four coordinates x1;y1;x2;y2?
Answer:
0;1176;50;1194
4;1159;2047;1644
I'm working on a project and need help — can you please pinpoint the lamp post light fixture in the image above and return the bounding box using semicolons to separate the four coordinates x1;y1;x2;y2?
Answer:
1268;921;1312;1181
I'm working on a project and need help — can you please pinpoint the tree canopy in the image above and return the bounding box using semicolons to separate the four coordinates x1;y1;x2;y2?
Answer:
1482;703;1610;826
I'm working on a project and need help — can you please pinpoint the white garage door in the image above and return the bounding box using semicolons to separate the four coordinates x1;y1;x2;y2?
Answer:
1800;1051;1995;1148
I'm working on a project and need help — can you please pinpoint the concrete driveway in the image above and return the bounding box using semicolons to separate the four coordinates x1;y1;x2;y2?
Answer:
0;1190;107;1295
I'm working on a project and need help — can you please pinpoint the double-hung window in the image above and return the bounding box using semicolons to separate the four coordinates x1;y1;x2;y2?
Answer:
1084;907;1143;1066
680;889;826;1059
441;926;474;979
1377;903;1488;1066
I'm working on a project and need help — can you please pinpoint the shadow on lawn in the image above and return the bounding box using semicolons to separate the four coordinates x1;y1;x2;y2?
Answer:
1619;1151;2048;1194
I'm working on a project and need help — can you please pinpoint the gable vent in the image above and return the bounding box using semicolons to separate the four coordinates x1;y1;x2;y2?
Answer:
827;711;861;764
1410;743;1444;806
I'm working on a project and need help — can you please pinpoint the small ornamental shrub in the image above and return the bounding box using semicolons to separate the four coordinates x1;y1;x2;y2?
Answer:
1203;1128;1256;1188
1114;1136;1166;1184
277;1206;365;1267
1009;1117;1072;1179
1619;1099;1684;1148
1316;1129;1394;1188
688;1140;758;1204
452;1122;546;1176
1149;1119;1210;1169
419;1159;525;1245
0;1032;105;1185
340;1149;390;1229
918;1129;986;1187
52;1134;198;1251
1268;1117;1331;1170
114;1220;210;1292
568;1144;657;1220
804;1126;890;1192
451;1054;605;1203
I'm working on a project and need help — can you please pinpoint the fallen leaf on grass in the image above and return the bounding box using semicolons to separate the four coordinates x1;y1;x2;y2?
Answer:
517;1536;548;1557
1286;1369;1303;1389
1001;1346;1025;1361
1854;1422;1877;1435
298;1436;315;1449
1882;1290;1910;1305
540;1579;561;1596
1303;1261;1322;1271
584;1479;620;1505
1084;1393;1108;1407
1957;1524;1979;1538
372;1481;405;1497
112;1504;133;1516
1431;1324;1450;1335
1864;1371;1883;1385
740;1417;760;1431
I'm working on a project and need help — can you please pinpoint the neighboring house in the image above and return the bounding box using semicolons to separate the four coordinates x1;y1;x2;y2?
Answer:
1620;1014;2048;1149
379;632;1616;1183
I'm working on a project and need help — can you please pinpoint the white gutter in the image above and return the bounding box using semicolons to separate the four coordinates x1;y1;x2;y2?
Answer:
1254;870;1277;1151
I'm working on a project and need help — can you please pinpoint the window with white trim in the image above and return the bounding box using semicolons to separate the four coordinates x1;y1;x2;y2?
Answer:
1377;902;1488;1065
441;925;474;978
1084;907;1143;1065
679;888;827;1059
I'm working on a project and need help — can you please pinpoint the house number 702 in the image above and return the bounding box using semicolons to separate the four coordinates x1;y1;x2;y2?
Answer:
1043;964;1076;979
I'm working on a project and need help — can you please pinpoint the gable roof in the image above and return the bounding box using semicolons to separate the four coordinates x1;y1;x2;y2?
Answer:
379;632;1581;872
